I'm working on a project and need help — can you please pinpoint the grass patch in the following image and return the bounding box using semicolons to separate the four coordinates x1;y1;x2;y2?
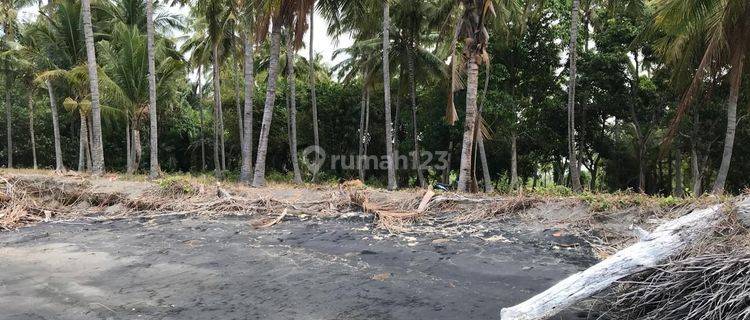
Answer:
156;176;199;196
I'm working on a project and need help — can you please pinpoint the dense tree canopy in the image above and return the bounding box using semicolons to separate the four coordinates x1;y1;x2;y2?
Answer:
1;0;749;196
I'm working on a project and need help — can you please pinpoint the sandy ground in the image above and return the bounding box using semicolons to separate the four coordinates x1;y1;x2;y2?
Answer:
0;213;595;320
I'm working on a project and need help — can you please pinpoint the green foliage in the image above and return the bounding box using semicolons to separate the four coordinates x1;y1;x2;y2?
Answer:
1;0;749;197
156;176;198;195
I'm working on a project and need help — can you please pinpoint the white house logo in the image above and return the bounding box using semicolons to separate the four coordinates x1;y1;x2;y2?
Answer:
302;145;327;175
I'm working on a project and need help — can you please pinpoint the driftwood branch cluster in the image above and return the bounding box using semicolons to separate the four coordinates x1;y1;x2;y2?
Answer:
501;198;750;320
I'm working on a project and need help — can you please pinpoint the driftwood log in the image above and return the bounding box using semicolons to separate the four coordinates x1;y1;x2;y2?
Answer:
500;198;750;320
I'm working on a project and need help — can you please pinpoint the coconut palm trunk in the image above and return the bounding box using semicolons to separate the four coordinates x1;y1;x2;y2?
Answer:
28;93;37;169
286;30;302;184
478;68;493;192
252;20;283;187
46;81;64;171
382;0;397;190
691;148;702;196
457;57;479;192
407;45;425;188
87;114;94;170
234;61;243;147
711;55;744;195
212;41;223;179
80;0;105;175
566;0;583;192
510;131;519;189
4;73;12;169
309;9;320;182
358;84;367;182
364;90;371;172
197;66;206;171
78;112;89;172
146;0;160;179
132;119;142;171
478;134;492;191
674;148;684;197
126;119;133;174
24;95;35;169
219;97;226;171
240;33;255;183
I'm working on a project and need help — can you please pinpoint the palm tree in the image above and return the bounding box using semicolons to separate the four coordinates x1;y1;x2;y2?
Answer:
80;0;105;174
28;39;67;172
252;0;315;187
25;0;88;172
27;89;37;169
331;42;377;182
651;0;749;195
322;0;385;184
448;0;497;193
0;0;35;168
1;47;15;169
145;0;160;178
193;0;233;178
235;0;255;183
382;0;397;190
392;0;452;188
252;19;282;187
97;23;183;174
240;33;255;182
308;8;320;182
181;17;211;171
285;29;303;184
47;79;65;171
566;0;583;192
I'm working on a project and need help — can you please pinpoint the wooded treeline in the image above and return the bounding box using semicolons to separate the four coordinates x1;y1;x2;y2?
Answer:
0;0;748;195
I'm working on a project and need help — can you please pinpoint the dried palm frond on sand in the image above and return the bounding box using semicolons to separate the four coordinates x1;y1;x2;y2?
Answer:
596;253;750;320
592;215;750;320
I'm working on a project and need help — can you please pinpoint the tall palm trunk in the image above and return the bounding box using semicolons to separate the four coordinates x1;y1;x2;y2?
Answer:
197;66;206;171
146;0;160;179
457;57;479;192
219;96;226;171
126;119;133;174
407;45;425;188
4;73;12;169
382;0;397;190
235;60;244;147
87;114;94;171
78;112;89;172
252;21;282;187
510;131;519;189
674;148;684;197
478;67;493;192
132;119;142;172
630;51;646;193
711;54;745;195
309;9;320;182
81;0;105;175
240;33;255;183
691;145;702;196
566;0;583;192
28;93;37;169
358;84;367;181
212;42;223;179
443;140;453;185
286;31;302;184
46;81;64;171
478;135;492;191
364;90;371;173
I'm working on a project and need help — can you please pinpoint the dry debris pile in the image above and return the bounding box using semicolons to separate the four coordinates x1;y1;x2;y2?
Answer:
0;173;549;234
597;254;750;320
592;215;750;320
